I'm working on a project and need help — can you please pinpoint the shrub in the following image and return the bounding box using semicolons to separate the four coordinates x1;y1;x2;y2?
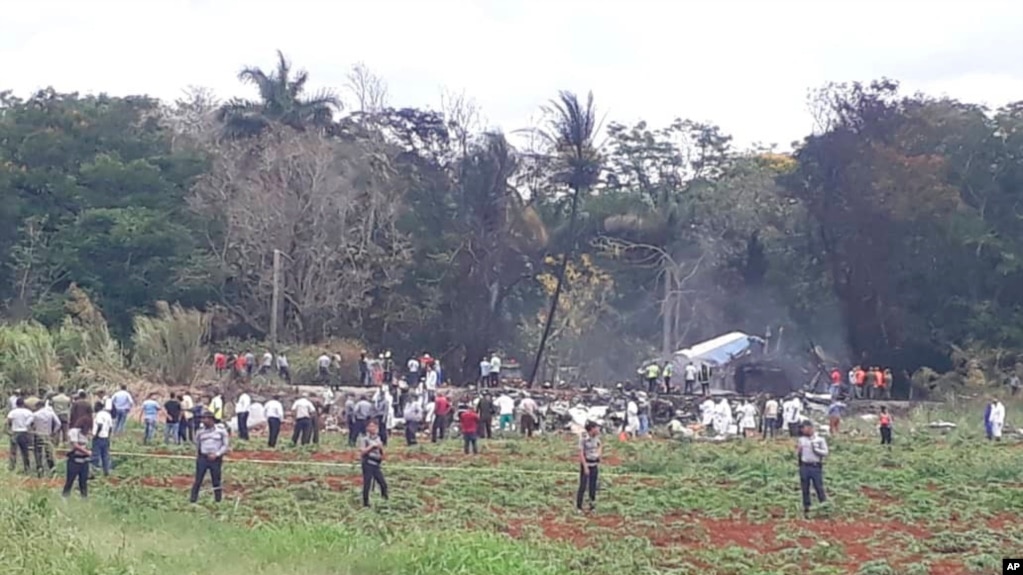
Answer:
132;301;210;385
0;322;62;393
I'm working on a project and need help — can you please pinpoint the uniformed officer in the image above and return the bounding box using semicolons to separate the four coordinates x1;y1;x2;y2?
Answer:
189;410;229;503
796;420;829;518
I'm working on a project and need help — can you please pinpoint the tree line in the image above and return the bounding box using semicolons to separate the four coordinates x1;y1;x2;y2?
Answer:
2;52;1022;391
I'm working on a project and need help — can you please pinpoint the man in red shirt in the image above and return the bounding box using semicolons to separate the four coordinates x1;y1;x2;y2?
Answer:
829;368;842;399
431;394;450;443
459;404;480;455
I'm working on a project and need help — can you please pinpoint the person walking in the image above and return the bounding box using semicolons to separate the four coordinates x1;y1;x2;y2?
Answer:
796;421;829;518
110;385;134;434
264;395;284;448
576;421;602;512
29;401;59;477
91;403;113;477
189;410;230;504
235;391;251;441
460;404;480;455
291;394;315;446
140;394;160;445
878;406;893;446
357;419;388;508
7;398;33;474
62;416;93;499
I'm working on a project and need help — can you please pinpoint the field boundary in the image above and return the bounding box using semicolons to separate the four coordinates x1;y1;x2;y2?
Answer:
108;450;661;478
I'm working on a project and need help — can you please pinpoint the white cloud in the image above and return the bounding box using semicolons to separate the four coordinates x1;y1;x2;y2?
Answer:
2;0;1021;149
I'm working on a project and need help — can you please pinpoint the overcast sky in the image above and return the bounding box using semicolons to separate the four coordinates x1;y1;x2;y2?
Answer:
3;0;1023;149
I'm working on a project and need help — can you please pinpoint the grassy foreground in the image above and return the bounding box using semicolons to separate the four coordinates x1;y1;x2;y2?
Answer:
2;404;1022;575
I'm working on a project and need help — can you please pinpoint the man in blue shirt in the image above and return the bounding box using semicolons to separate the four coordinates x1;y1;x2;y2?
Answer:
110;385;134;434
140;395;161;444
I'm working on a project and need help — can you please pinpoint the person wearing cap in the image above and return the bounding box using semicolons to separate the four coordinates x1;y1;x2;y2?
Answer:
576;421;602;511
190;410;230;503
357;418;388;507
796;420;829;518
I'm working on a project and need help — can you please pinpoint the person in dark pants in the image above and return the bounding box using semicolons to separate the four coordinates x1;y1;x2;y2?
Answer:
291;394;315;447
264;396;283;448
353;395;372;445
7;398;33;473
190;411;229;503
235;392;251;441
62;416;92;499
796;421;829;518
357;419;388;507
91;403;113;477
879;406;893;446
576;421;602;511
431;394;450;443
477;391;494;439
402;398;423;446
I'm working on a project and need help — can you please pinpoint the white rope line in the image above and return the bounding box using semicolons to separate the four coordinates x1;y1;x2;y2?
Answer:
108;450;655;478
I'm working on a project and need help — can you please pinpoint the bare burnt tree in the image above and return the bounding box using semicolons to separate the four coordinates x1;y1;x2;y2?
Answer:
188;127;410;341
345;62;390;114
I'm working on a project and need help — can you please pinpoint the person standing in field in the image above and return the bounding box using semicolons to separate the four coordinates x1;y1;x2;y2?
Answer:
762;397;779;439
402;395;423;446
827;399;846;436
662;361;673;394
180;392;194;443
291;393;315;446
209;391;225;426
479;356;491;388
214;352;227;375
519;393;539;439
7;398;33;474
62;416;93;499
163;393;182;445
189;410;230;504
782;395;802;438
684;362;698;395
987;398;1005;441
234;391;251;441
431;394;451;442
140;394;160;445
489;353;502;388
737;399;757;438
357;419;388;508
29;401;59;477
878;406;893;446
259;350;273;376
460;403;480;455
91;402;113;477
476;391;495;439
110;385;134;434
576;421;602;512
796;420;829;518
264;395;284;448
50;386;71;445
496;392;515;433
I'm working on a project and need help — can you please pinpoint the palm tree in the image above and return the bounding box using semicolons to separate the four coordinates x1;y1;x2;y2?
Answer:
216;50;342;138
525;91;603;387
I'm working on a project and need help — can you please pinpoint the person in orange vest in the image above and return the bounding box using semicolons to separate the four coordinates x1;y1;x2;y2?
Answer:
872;367;885;400
878;406;893;446
853;366;866;399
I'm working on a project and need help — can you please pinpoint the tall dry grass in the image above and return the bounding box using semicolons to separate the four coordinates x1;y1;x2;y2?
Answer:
131;301;210;385
0;322;63;393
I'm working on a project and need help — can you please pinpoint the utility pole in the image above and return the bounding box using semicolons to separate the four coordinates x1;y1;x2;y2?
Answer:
269;249;281;354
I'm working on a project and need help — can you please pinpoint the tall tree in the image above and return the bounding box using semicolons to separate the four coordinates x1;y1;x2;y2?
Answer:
526;91;603;387
216;50;342;139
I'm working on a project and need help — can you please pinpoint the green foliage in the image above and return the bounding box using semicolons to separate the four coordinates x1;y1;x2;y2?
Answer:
0;322;61;392
131;301;209;385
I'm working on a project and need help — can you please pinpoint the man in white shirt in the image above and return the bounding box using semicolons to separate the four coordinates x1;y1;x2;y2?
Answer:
7;398;34;473
782;396;803;438
479;357;491;388
762;397;780;439
235;392;252;441
8;390;21;411
424;366;439;401
519;394;539;438
494;393;514;432
684;362;698;395
276;353;291;384
407;357;421;383
291;394;315;446
317;353;331;386
489;354;502;388
180;393;195;443
259;351;273;376
91;404;114;476
264;395;284;447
